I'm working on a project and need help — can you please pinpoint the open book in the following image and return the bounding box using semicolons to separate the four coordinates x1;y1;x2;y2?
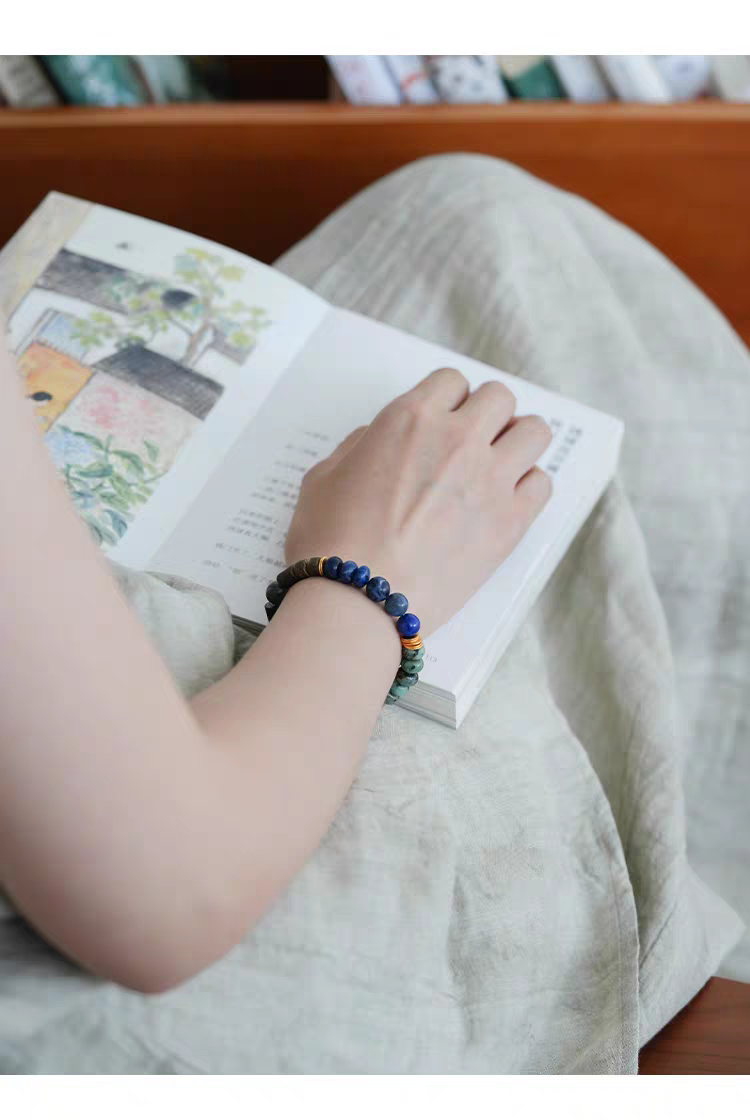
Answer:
1;193;623;727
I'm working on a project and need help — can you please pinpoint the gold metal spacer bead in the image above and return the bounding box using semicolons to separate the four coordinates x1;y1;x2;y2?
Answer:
318;556;326;576
400;635;424;650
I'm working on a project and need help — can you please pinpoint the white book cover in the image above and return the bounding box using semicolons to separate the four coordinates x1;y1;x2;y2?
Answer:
653;56;711;100
427;56;508;103
1;195;623;727
552;56;611;102
596;56;673;103
711;56;750;101
0;55;59;107
383;57;438;104
325;56;401;105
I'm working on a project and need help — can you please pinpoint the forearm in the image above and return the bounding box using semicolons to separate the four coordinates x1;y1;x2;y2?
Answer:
0;344;398;989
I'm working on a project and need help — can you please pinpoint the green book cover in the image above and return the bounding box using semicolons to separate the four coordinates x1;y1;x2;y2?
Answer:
499;56;565;100
41;56;149;106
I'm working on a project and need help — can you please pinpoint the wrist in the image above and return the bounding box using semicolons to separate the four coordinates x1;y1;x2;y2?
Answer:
280;576;402;665
267;556;426;709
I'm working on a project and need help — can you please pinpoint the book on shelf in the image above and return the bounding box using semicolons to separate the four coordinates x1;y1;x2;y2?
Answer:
596;56;672;103
383;56;439;103
711;56;750;101
40;55;150;106
551;56;611;102
0;194;623;728
0;55;60;107
496;55;564;99
426;56;508;103
325;56;401;105
653;56;711;100
131;56;208;103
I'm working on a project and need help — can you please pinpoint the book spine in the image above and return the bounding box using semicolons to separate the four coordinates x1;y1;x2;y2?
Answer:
497;56;565;99
427;56;508;103
40;55;150;106
131;56;207;103
596;56;672;103
325;56;401;105
476;55;509;102
0;55;60;107
710;56;750;101
653;56;711;100
551;56;611;102
382;56;439;103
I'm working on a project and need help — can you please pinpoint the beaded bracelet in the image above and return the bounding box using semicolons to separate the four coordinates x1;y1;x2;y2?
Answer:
264;556;424;706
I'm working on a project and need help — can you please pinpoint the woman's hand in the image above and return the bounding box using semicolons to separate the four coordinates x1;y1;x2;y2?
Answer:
286;367;553;635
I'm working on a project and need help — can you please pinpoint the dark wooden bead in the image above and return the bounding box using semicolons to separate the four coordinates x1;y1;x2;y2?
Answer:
277;566;296;590
290;559;310;582
266;581;285;606
278;559;313;589
305;556;322;577
265;603;278;621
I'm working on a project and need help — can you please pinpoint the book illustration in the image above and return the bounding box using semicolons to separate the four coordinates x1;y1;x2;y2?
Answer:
10;243;273;547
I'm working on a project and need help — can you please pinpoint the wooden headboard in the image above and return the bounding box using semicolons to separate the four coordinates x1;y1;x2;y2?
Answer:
1;102;749;344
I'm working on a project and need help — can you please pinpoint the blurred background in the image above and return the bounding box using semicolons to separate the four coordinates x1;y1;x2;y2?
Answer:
1;55;748;348
1;54;749;106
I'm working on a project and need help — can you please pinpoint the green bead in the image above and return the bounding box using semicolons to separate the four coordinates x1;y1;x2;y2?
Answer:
384;694;399;705
397;671;418;687
396;667;420;685
401;657;423;675
389;683;409;698
402;647;423;660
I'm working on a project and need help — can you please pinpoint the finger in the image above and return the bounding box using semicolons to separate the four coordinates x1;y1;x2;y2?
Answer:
515;465;553;518
495;414;553;479
406;367;470;411
457;379;516;440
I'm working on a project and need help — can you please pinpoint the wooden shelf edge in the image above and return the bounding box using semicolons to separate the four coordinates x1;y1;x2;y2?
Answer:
1;100;750;131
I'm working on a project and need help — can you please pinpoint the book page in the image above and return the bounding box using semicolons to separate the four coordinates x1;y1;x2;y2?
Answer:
3;197;328;565
150;309;623;693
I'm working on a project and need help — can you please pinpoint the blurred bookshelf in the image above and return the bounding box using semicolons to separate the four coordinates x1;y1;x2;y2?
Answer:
1;56;749;344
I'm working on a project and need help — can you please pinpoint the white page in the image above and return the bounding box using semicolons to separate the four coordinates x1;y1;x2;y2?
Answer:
150;308;623;695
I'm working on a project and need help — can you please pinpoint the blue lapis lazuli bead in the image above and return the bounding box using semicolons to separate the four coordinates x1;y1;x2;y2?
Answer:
397;612;420;637
323;556;342;579
351;565;370;588
338;560;357;584
385;592;409;617
366;575;390;602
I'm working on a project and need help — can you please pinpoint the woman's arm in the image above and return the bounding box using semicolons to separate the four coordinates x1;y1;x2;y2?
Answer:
0;339;551;992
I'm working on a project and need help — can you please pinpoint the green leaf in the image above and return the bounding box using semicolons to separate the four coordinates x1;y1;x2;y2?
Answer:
228;330;253;349
84;516;118;547
143;439;159;463
85;520;104;545
105;509;130;537
110;473;135;501
70;430;106;451
112;450;145;476
99;491;130;513
76;464;114;479
219;265;244;282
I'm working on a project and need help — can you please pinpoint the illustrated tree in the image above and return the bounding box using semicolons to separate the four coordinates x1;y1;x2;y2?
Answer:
71;248;272;367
